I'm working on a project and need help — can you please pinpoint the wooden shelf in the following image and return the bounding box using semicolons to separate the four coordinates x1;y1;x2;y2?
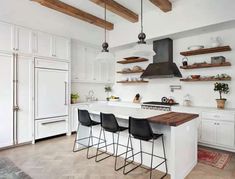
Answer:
117;58;148;64
180;77;231;82
180;62;231;69
117;69;145;74
180;46;231;56
117;80;149;84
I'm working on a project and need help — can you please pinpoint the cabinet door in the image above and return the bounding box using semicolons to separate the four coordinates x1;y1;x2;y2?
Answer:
201;120;216;144
34;31;53;57
35;68;68;119
107;61;115;83
71;44;86;81
54;36;70;60
216;121;234;147
85;47;96;81
16;55;33;144
100;61;108;82
0;22;14;52
0;54;14;148
15;26;32;54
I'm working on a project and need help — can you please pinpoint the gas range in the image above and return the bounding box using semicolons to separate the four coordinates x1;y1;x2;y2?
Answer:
141;101;179;111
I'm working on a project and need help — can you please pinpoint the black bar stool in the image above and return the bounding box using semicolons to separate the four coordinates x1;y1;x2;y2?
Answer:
73;109;104;159
123;117;168;179
95;112;132;171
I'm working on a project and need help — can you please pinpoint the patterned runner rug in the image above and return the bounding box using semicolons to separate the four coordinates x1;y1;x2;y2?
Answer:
0;157;32;179
198;147;231;169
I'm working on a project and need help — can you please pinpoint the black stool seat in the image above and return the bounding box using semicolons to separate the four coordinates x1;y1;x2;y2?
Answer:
95;113;132;171
89;120;101;126
73;109;104;159
123;117;168;179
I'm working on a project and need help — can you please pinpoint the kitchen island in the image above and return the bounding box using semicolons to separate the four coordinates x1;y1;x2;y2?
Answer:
73;103;199;179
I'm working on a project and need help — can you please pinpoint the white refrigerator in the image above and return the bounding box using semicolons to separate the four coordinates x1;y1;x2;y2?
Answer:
34;58;69;139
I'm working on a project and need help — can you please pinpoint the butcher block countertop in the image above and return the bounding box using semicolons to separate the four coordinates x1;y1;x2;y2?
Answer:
148;112;199;127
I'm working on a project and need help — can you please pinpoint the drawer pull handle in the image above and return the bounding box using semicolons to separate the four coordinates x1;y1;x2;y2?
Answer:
41;120;66;125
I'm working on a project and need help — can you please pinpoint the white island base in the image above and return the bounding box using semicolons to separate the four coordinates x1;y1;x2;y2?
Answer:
73;105;198;179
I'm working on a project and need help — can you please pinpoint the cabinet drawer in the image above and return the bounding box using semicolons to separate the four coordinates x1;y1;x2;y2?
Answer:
35;58;69;70
35;117;67;139
201;112;235;122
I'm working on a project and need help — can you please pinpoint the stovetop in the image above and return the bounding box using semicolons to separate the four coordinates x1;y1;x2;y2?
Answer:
142;101;179;106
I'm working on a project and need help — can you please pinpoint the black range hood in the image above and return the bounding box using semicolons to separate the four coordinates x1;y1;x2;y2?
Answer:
141;38;182;78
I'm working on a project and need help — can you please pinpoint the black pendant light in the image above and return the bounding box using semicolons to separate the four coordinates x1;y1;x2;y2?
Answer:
133;0;154;57
96;0;114;60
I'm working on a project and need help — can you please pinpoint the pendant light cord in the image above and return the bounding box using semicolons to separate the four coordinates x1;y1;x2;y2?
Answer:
104;0;107;43
141;0;143;33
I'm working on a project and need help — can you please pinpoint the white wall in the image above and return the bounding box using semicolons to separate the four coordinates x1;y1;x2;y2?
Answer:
72;83;107;102
112;27;235;108
0;0;103;45
109;0;235;47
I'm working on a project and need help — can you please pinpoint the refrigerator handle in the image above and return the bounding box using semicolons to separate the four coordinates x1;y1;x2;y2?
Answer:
12;53;16;145
64;81;67;105
15;53;19;144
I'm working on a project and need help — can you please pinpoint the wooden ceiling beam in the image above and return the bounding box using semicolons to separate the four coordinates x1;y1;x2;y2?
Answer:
149;0;172;12
90;0;138;23
31;0;114;30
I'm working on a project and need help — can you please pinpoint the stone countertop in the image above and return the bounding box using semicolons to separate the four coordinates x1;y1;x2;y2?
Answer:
79;104;199;127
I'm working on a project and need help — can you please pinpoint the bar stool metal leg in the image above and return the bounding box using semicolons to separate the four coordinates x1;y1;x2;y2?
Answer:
161;136;168;179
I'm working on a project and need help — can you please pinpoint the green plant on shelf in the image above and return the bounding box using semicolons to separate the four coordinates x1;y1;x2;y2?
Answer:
214;82;229;100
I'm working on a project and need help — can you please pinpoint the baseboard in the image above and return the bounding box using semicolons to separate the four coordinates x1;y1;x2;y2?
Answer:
199;142;235;153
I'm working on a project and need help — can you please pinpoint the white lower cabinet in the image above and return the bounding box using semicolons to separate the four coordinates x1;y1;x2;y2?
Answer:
201;120;216;144
35;117;67;139
200;111;235;150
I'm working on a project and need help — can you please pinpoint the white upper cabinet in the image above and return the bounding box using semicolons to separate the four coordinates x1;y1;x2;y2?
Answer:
33;31;70;60
71;40;114;83
33;31;53;57
0;22;14;52
54;36;70;60
14;26;33;54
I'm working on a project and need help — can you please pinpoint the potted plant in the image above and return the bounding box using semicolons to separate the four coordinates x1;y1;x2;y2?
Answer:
214;82;229;109
71;93;79;104
104;86;112;101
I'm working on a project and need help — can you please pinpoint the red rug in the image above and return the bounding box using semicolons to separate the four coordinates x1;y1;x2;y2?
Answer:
198;147;231;169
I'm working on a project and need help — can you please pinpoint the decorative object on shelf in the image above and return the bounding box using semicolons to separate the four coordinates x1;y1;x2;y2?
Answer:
71;93;79;104
132;65;142;71
181;75;231;82
211;56;226;64
180;61;231;69
182;56;188;66
210;37;222;48
187;45;204;51
180;46;231;56
132;0;155;58
183;94;192;107
117;57;148;64
117;80;148;84
104;85;112;101
191;75;201;80
109;96;120;102
96;0;114;61
214;82;229;109
133;93;141;103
